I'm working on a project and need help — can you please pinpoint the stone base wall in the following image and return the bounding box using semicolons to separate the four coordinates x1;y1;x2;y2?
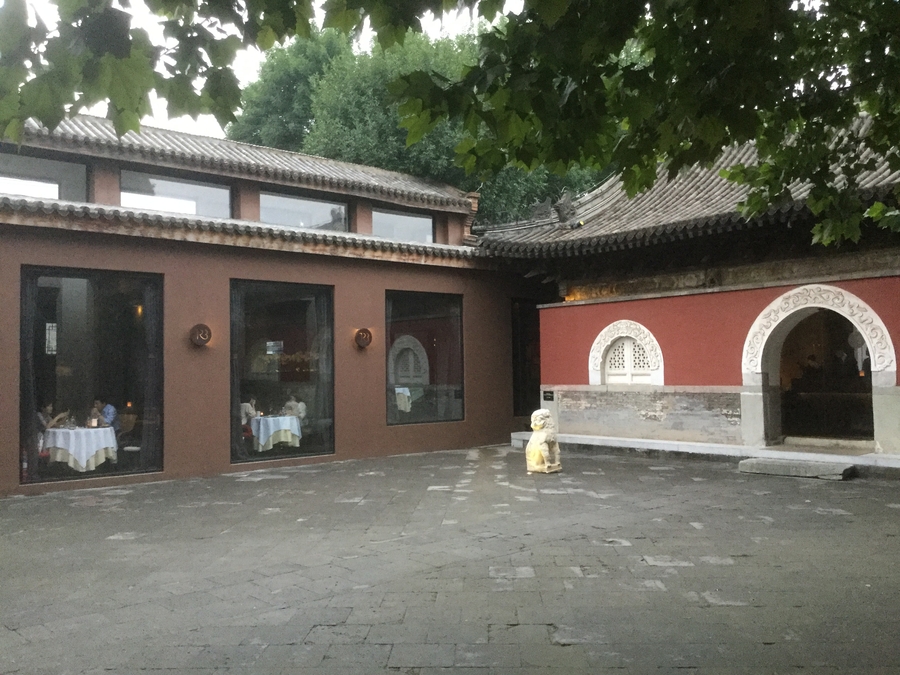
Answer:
545;386;743;444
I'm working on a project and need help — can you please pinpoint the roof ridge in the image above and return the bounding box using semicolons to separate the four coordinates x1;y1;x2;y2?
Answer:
19;115;475;212
0;194;482;260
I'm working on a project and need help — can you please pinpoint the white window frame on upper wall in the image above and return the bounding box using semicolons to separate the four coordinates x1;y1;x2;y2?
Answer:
0;152;87;201
372;209;434;243
120;170;231;218
588;320;665;386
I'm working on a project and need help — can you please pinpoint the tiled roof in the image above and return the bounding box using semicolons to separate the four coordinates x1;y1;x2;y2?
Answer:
478;143;900;258
18;116;475;213
0;196;483;265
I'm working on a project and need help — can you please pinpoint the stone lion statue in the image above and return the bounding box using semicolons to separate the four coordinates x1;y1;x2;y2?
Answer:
525;408;561;474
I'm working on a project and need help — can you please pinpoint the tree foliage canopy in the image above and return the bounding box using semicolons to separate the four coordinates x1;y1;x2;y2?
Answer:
228;29;602;225
227;28;351;149
2;0;899;241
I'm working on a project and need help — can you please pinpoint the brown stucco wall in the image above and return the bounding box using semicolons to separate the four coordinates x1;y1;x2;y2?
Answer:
0;224;519;495
87;161;121;205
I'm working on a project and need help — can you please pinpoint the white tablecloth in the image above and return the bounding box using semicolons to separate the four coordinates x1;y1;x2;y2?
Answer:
250;416;301;452
45;427;117;472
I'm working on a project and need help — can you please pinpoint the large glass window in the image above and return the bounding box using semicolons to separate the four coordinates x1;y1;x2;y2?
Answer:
260;192;347;231
231;280;334;461
19;268;163;483
386;291;463;424
373;209;434;243
0;153;87;201
120;170;230;217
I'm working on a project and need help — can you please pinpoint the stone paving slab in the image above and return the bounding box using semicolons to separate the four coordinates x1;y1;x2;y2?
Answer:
2;445;900;673
739;457;857;480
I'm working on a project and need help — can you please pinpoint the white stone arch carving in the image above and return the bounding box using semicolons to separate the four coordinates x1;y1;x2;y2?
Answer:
741;284;897;388
588;320;664;385
388;334;430;385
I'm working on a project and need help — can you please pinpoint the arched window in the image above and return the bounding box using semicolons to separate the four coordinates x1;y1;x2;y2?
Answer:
391;338;429;385
605;337;653;384
589;320;664;385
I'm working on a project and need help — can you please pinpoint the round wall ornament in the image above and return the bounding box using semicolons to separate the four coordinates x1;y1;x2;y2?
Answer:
355;328;373;348
189;324;212;346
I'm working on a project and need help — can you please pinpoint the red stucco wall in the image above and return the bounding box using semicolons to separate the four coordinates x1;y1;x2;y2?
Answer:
540;277;900;386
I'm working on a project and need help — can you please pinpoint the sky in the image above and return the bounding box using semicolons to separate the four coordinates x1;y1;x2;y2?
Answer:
28;0;494;139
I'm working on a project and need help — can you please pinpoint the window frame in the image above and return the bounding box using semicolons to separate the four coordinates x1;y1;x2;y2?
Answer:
258;190;348;232
120;169;231;218
229;278;336;463
372;208;435;244
588;320;665;386
385;289;464;426
19;265;165;484
0;151;88;201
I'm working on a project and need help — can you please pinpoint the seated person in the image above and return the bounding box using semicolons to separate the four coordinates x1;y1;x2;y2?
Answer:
37;402;68;431
240;396;258;425
283;394;307;422
36;402;67;455
91;397;121;432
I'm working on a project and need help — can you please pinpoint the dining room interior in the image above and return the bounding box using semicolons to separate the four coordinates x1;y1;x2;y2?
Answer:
20;266;163;482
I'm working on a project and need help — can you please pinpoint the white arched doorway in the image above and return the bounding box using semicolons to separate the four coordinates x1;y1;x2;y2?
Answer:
740;284;897;451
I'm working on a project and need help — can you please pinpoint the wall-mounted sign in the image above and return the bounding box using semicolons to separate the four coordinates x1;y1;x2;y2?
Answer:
542;390;555;401
266;341;284;354
189;324;212;346
355;328;373;348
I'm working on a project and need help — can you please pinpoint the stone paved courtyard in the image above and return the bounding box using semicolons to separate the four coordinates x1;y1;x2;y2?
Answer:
2;445;900;674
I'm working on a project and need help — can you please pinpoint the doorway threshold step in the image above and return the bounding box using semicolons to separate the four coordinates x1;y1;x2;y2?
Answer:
739;457;856;481
783;436;875;451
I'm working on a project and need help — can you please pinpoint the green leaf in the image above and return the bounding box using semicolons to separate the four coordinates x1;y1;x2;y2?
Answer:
110;108;142;136
0;93;20;122
55;0;90;22
0;0;29;54
321;1;364;33
865;202;887;220
478;0;504;22
527;0;572;26
207;35;242;68
19;76;65;127
256;25;278;51
104;49;156;114
3;117;24;142
878;212;900;232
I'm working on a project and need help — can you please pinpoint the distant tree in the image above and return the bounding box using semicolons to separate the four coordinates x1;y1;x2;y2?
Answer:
227;29;351;150
301;32;474;185
248;31;603;225
474;165;609;225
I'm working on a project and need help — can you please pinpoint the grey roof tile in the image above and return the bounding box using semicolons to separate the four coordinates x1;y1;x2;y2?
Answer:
478;139;900;257
18;116;474;212
0;195;482;262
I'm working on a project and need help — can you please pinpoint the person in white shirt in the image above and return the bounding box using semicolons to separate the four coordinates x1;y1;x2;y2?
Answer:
283;394;307;424
240;396;258;425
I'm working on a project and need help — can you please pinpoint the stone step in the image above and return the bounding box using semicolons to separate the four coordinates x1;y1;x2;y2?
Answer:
738;458;857;481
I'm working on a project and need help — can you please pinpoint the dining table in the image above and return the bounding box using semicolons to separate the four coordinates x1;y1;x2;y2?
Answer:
44;427;118;472
249;415;302;452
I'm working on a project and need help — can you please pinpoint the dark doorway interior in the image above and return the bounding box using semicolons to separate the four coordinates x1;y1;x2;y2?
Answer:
780;310;873;439
511;299;541;417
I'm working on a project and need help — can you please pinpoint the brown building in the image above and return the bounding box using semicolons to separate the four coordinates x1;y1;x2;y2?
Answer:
1;117;540;496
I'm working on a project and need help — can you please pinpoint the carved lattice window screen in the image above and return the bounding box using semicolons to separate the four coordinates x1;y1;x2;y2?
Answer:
605;337;653;384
